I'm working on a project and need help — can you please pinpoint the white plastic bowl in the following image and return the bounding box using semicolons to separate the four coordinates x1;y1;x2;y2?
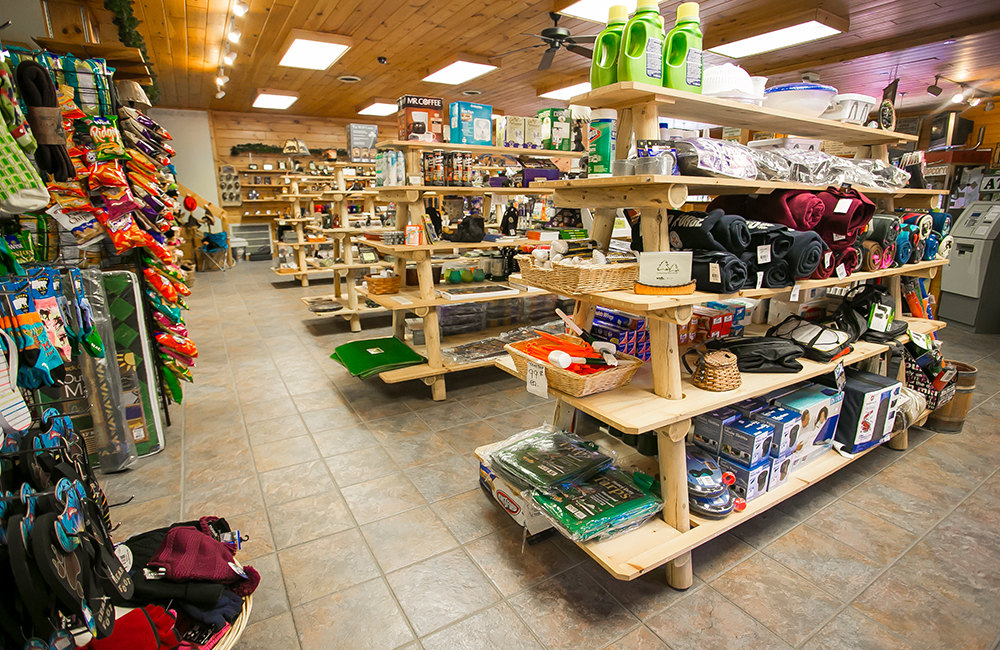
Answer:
822;93;877;124
703;63;754;96
762;83;838;117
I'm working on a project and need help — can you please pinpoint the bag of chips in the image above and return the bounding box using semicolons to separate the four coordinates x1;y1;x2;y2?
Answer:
88;116;129;161
47;204;104;245
143;267;177;303
93;208;144;253
57;84;86;120
98;184;140;218
88;160;128;190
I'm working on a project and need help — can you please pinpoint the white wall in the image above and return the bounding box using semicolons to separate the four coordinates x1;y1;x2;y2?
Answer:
146;108;220;206
1;1;47;50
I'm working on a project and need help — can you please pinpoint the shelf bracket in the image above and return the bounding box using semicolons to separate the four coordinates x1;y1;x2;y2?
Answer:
414;307;430;318
649;305;693;325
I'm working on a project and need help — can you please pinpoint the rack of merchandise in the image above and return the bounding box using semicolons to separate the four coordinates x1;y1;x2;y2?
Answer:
495;81;950;590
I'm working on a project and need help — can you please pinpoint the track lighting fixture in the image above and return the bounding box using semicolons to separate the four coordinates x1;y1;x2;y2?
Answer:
926;75;942;97
233;1;249;16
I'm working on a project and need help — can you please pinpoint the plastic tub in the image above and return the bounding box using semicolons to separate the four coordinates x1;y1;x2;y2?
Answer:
747;137;823;151
762;83;837;117
702;64;754;96
822;93;877;124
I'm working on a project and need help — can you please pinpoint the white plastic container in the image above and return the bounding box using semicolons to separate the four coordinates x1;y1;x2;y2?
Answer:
702;64;762;105
762;83;837;117
748;137;823;151
822;93;877;124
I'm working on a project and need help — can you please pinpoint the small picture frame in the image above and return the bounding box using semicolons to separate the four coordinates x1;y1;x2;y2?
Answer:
248;163;258;170
308;161;317;171
278;160;287;170
262;163;274;170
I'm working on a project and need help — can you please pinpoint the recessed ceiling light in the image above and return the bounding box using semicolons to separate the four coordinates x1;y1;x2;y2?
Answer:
253;89;299;109
279;30;352;70
338;75;361;83
539;81;591;100
227;27;241;44
709;20;843;58
462;90;482;96
557;0;637;24
233;1;249;17
423;59;497;85
358;102;397;116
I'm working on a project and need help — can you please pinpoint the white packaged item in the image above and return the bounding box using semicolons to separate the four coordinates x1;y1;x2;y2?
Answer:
504;116;524;147
822;93;878;125
762;82;837;117
524;117;543;148
702;63;761;105
748;138;824;151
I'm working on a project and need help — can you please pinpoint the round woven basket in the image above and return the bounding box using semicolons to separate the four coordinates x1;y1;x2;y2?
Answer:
364;274;401;295
685;349;741;392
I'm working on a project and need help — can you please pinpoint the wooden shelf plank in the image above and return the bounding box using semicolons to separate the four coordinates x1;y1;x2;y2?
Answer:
362;238;533;255
376;185;554;197
271;261;389;274
377;140;584;158
300;295;387;317
568;82;918;146
358;282;548;310
494;318;946;435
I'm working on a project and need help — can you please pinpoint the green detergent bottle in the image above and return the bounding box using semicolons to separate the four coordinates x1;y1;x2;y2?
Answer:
617;0;664;86
664;2;703;93
590;5;629;89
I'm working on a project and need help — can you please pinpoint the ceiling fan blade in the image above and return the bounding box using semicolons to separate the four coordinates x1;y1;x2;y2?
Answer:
496;43;548;57
538;48;557;71
567;35;598;44
567;44;594;58
520;33;547;39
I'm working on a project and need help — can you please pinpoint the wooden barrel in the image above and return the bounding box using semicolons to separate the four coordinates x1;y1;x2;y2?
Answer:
926;360;977;433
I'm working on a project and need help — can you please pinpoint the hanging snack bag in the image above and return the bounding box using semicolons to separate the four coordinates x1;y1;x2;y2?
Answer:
98;184;140;219
57;84;86;120
143;267;177;303
155;331;197;358
88;116;129;161
46;204;104;245
88;160;128;190
93;208;144;253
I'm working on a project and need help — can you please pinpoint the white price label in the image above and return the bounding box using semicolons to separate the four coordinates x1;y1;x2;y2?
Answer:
789;285;801;301
757;244;772;264
835;263;848;279
825;251;833;266
526;361;548;398
709;262;721;284
832;233;846;241
756;271;764;289
834;198;853;214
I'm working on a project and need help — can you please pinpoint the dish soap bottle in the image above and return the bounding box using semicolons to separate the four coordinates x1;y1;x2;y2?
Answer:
617;0;664;86
590;5;629;89
664;2;703;93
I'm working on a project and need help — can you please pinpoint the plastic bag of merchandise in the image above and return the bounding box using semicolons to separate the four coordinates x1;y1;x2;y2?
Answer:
774;149;840;185
891;385;927;435
529;468;663;541
674;138;758;180
747;147;792;181
855;158;911;189
489;426;613;491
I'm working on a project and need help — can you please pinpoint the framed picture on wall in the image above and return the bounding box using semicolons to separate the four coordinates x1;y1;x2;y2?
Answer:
262;163;274;170
278;160;287;170
248;164;258;170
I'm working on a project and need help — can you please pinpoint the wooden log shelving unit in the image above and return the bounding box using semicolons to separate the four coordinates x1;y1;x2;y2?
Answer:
486;81;953;589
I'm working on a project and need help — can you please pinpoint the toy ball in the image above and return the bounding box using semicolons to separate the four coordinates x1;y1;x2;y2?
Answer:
183;195;198;212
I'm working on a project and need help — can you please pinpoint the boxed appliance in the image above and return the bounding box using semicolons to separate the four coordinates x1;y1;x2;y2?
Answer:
524;117;543;148
772;384;844;470
720;417;774;468
732;398;769;418
479;460;553;535
718;456;770;502
815;368;901;454
692;407;740;454
398;95;444;142
517;157;560;186
537;108;572;151
752;406;802;459
503;116;525;147
449;101;493;146
768;454;793;491
347;123;379;163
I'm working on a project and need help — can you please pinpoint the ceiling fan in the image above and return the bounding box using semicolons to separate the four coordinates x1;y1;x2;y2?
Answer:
496;12;598;71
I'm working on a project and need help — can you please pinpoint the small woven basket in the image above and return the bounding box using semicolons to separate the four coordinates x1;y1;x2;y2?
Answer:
505;334;643;397
364;274;401;295
685;349;741;392
515;255;638;294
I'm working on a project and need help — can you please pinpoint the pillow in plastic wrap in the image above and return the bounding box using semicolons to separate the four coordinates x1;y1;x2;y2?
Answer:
855;158;911;189
674;138;758;180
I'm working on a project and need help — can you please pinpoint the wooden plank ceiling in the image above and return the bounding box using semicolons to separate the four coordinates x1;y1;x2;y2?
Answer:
132;0;1000;118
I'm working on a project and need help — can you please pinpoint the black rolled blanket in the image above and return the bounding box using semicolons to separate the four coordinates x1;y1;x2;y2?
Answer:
668;209;751;254
785;230;825;279
692;251;747;294
743;220;794;260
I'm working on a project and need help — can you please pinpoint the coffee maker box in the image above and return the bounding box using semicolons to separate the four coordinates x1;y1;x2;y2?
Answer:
537;108;572;151
347;124;379;163
752;406;802;459
768;454;793;491
398;95;443;142
524;117;543;149
449;101;493;146
503;116;525;147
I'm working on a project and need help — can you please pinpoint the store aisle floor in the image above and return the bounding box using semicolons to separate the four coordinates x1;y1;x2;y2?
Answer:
99;262;1000;650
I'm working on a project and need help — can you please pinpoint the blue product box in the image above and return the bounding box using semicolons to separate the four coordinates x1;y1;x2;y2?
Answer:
768;454;793;491
590;319;631;344
732;398;769;418
692;407;740;454
754;406;802;459
720;417;774;468
594;306;642;328
706;300;746;324
449;101;493;145
773;384;844;471
718;456;770;502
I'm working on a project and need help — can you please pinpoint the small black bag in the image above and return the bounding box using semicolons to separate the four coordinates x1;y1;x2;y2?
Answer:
445;215;485;243
829;284;907;343
705;336;805;373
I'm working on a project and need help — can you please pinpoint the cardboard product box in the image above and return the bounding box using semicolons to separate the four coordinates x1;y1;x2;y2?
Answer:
720;417;774;468
504;116;525;147
767;298;828;326
753;406;802;459
815;368;901;454
706;300;745;325
692;407;740;455
769;454;793;491
347;123;379;163
537;107;572;151
398;95;444;142
518;157;561;186
730;324;745;338
478;461;553;535
718;456;771;502
449;101;493;145
773;384;844;471
594;306;643;329
524;117;543;149
692;306;732;338
732;398;769;418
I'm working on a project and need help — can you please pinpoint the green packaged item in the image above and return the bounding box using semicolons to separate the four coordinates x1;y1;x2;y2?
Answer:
531;468;663;541
590;5;628;89
664;2;703;93
331;336;425;380
489;427;612;491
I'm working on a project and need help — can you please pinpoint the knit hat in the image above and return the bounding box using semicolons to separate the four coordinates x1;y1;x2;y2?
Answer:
148;527;260;595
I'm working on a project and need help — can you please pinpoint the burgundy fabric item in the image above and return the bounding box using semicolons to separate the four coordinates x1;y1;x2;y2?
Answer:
812;187;875;242
834;247;859;275
708;190;825;231
810;244;836;279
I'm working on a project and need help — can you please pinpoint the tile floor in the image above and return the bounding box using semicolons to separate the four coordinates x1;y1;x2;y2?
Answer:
100;262;1000;650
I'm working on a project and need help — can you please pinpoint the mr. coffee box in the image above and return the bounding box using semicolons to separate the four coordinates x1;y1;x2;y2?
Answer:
752;406;802;459
718;456;770;502
398;95;443;142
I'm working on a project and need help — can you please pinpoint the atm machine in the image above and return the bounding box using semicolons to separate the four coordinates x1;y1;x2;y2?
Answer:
939;201;1000;333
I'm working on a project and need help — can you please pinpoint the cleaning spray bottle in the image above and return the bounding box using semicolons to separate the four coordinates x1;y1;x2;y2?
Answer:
664;2;703;93
590;5;629;89
617;0;664;86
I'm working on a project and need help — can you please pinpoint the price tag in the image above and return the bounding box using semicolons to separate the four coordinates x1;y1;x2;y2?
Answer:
833;361;845;391
789;285;801;301
835;263;848;279
868;303;894;332
709;262;721;284
757;244;771;264
756;271;764;289
834;198;853;214
832;233;846;241
526;361;548;398
825;251;833;267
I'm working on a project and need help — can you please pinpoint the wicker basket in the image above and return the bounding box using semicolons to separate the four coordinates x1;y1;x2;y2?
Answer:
505;334;643;397
685;349;741;392
365;274;401;295
515;255;638;294
272;266;299;275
